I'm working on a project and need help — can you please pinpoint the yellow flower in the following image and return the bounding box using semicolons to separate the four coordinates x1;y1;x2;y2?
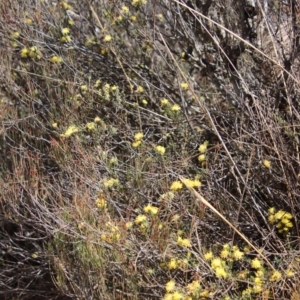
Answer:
187;280;200;294
165;280;176;292
200;290;211;298
172;291;184;300
232;249;244;260
268;207;275;214
254;277;263;285
163;293;173;300
61;27;70;35
268;214;276;224
142;99;148;105
171;104;181;112
130;15;137;22
263;159;271;168
61;1;72;10
161;98;169;106
132;140;142;148
86;122;96;131
136;85;144;93
255;269;264;278
60;125;79;137
103;83;110;93
215;267;227;278
285;269;295;277
25;17;33;24
103;178;119;188
192;179;201;187
68;19;74;26
181;178;201;189
275;210;292;220
121;5;129;14
134;132;143;141
80;85;88;92
252;284;262;293
125;222;133;229
20;47;29;58
181;178;194;188
50;55;62;63
95;197;107;209
156;13;164;22
269;270;282;282
61;35;71;43
181;82;189;90
135;214;147;224
220;249;230;259
198;141;209;153
52;123;58;129
143;204;159;215
94;116;102;123
211;257;223;269
177;236;192;247
285;221;293;228
10;31;20;39
223;243;230;250
251;258;262;269
168;258;178;270
198;154;206;162
103;35;112;42
132;0;147;6
242;288;252;297
156;145;166;155
170;181;183;191
204;251;213;261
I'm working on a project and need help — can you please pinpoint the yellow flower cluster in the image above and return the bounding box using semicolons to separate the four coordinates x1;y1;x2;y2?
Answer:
181;178;201;189
101;221;121;242
20;46;42;59
159;191;175;202
167;258;178;270
86;122;96;131
61;1;72;10
103;35;112;43
61;27;71;43
135;85;144;93
10;31;20;39
198;141;208;162
121;5;130;14
268;207;293;234
95;196;107;209
219;244;244;260
156;145;166;155
132;132;143;148
210;257;228;278
161;98;169;106
50;55;62;64
60;125;79;137
164;280;184;300
177;236;191;248
180;82;189;90
103;178;119;188
135;214;147;224
171;104;181;112
170;181;183;191
251;257;263;269
132;0;147;6
263;159;271;168
186;280;200;295
143;204;159;215
135;214;149;233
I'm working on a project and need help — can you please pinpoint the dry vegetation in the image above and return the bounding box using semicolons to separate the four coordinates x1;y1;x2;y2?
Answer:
1;0;300;299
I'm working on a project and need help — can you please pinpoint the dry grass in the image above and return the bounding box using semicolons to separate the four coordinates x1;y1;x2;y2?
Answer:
0;0;300;299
